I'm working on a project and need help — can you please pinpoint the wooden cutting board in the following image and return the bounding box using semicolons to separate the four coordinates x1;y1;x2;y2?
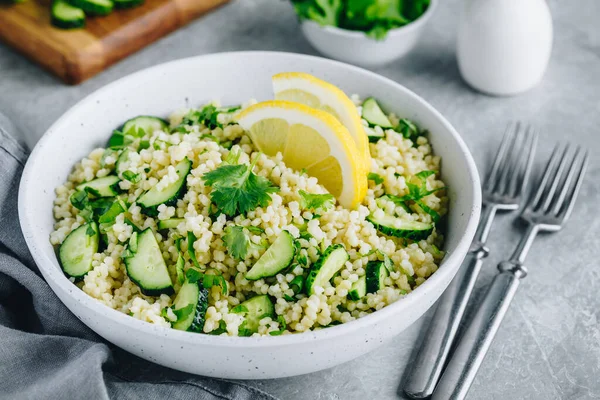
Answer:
0;0;229;84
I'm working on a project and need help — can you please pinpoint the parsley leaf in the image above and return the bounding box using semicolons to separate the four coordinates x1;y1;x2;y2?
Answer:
299;190;335;212
203;273;228;295
209;320;228;335
85;224;96;237
185;268;203;284
269;315;287;336
367;172;384;185
107;130;135;149
223;226;250;260
231;304;249;314
98;198;128;224
70;190;89;210
238;321;253;337
174;104;222;132
122;170;141;183
172;304;194;321
203;155;279;217
396;118;420;140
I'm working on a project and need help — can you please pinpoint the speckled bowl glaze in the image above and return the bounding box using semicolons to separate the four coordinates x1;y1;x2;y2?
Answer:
19;51;481;379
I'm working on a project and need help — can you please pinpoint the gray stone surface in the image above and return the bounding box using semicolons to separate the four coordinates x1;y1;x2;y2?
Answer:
1;0;599;398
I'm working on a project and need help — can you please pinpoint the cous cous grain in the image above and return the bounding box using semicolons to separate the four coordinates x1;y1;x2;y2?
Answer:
51;98;448;336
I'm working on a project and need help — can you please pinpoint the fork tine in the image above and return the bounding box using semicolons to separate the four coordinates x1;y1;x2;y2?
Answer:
539;144;571;212
507;126;537;198
484;124;515;192
493;123;522;194
551;146;583;215
527;143;563;211
557;148;589;220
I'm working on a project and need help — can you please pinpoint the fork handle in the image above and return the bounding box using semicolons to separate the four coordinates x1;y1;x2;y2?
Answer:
403;248;487;398
432;262;527;400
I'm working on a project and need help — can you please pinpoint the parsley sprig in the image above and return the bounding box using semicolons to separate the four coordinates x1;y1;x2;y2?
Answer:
385;170;445;222
223;225;267;260
299;190;335;212
203;154;279;217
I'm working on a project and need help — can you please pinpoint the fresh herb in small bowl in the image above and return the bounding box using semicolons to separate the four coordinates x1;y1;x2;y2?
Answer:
291;0;431;40
291;0;435;67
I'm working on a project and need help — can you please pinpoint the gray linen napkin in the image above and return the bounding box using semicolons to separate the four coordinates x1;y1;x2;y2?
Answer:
0;114;277;400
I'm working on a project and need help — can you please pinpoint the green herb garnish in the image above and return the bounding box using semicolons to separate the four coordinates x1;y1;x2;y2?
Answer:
269;315;287;336
203;154;279;217
299;190;335;212
291;0;430;40
368;172;384;185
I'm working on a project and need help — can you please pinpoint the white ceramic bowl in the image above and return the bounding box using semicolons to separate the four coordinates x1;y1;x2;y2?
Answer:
19;51;480;380
300;1;437;68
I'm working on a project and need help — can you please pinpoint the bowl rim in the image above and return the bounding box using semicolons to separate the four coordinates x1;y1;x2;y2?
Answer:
300;0;438;40
19;50;481;348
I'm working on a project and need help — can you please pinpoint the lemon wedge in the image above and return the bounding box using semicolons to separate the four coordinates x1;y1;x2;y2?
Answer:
272;72;371;170
236;100;367;209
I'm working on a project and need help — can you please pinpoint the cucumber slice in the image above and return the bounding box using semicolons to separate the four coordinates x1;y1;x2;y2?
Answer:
362;97;393;129
305;244;349;295
364;125;385;143
122;116;168;136
366;261;388;293
113;0;143;8
367;213;433;241
172;279;209;332
233;295;274;334
76;176;121;197
157;218;185;230
58;222;99;279
245;231;295;281
51;0;85;29
124;228;173;296
115;149;130;176
138;158;191;216
348;275;367;300
68;0;113;16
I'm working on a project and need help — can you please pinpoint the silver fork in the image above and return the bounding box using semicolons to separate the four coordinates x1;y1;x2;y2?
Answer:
404;123;537;398
432;143;589;400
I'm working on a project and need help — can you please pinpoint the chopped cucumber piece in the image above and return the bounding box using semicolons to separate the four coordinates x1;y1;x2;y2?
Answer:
68;0;113;16
305;244;349;295
157;218;185;230
138;158;191;216
233;295;275;335
113;0;143;8
76;175;121;197
59;222;99;279
172;279;209;332
367;213;433;241
122;116;168;135
51;0;85;29
362;97;393;129
366;261;388;293
348;275;367;300
364;125;385;143
115;149;130;176
245;231;295;281
124;228;173;296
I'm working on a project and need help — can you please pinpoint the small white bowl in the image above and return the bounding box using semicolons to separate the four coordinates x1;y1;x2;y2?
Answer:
19;51;480;379
300;1;437;68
